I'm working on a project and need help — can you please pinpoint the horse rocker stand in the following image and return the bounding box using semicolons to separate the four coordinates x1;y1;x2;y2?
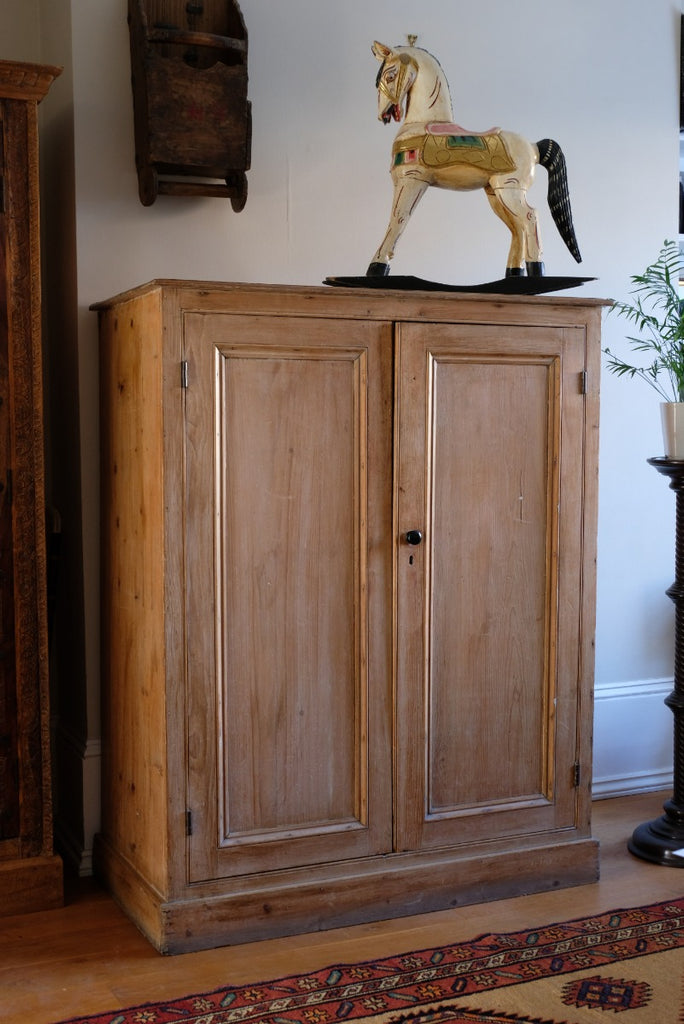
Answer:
367;40;582;281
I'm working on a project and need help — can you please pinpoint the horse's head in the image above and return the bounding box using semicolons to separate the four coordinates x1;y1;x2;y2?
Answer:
372;42;419;124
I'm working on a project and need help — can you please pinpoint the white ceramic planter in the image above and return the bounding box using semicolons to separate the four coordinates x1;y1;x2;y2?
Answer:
660;402;684;458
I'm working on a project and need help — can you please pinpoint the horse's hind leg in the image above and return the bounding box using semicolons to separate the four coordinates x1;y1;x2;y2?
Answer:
367;175;428;276
485;186;524;276
486;185;544;277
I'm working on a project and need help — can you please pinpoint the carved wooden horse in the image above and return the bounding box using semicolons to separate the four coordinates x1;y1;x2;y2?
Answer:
368;41;581;279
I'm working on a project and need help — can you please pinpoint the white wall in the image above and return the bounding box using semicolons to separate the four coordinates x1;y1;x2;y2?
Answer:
0;4;40;60
9;0;681;865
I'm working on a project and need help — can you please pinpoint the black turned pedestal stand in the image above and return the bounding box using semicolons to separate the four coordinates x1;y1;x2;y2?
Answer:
629;456;684;866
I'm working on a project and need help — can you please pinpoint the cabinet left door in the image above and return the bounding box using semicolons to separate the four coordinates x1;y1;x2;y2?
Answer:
183;312;394;882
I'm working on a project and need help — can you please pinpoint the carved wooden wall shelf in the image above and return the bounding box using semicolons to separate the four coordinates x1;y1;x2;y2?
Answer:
128;0;251;208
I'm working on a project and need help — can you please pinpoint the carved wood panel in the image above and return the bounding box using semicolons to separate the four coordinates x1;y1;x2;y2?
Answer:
0;60;62;912
0;110;18;843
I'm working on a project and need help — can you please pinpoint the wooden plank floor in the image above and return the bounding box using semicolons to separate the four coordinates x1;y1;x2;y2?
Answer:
2;792;684;1024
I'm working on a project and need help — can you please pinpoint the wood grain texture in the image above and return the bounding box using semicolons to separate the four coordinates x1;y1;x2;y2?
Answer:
98;288;169;894
0;61;62;914
0;104;18;842
95;282;606;951
92;280;609;321
0;854;63;915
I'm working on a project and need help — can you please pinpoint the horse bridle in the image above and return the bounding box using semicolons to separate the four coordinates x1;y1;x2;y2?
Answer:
376;52;417;107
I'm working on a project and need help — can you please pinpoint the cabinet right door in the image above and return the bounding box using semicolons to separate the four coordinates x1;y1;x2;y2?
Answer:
394;319;592;853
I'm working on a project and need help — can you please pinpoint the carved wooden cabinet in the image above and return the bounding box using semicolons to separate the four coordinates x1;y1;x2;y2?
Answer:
94;281;605;953
0;60;63;915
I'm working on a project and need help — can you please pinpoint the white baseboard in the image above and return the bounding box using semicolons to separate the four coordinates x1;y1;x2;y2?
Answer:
54;724;101;877
592;768;673;800
79;735;101;876
592;677;673;800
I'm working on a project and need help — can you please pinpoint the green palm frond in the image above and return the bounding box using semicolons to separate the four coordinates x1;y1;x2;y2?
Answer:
605;240;684;402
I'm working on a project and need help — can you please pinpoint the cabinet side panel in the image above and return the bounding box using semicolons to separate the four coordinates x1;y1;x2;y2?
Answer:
99;291;168;892
575;311;602;828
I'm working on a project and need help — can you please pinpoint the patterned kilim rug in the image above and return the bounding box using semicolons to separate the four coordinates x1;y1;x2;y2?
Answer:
53;898;684;1024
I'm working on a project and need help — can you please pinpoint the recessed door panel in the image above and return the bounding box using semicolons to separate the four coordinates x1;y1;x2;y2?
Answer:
429;357;553;810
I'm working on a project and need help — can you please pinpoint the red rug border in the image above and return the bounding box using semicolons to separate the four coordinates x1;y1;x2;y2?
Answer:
51;896;684;1024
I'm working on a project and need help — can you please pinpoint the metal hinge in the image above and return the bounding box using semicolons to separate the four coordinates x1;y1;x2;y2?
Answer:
181;360;189;389
185;809;193;836
573;761;581;788
580;370;587;395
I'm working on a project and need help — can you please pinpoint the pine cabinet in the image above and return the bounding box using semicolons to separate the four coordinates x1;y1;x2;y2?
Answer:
94;281;605;953
0;61;62;916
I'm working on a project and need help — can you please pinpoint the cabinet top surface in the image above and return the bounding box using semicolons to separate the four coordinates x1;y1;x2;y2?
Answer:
92;279;611;319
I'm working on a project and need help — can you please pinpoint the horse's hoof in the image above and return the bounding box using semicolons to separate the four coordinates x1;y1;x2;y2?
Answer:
526;261;545;277
366;262;390;277
506;267;525;278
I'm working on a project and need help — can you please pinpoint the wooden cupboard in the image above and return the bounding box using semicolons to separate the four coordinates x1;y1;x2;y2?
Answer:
0;61;63;916
94;281;605;953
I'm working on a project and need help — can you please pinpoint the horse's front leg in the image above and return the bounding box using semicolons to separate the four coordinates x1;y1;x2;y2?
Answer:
367;174;428;276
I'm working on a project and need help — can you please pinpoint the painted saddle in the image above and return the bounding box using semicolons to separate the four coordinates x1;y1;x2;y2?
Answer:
393;123;515;173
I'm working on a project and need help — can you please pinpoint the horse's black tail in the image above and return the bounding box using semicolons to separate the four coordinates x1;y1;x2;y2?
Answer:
536;139;581;263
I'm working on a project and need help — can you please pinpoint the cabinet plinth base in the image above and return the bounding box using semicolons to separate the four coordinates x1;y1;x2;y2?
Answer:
95;833;599;955
0;854;63;917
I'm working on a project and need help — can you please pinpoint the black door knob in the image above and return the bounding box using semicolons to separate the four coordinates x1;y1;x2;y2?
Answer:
405;529;423;546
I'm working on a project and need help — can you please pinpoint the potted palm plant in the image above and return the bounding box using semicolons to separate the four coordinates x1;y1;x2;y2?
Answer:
604;239;684;458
